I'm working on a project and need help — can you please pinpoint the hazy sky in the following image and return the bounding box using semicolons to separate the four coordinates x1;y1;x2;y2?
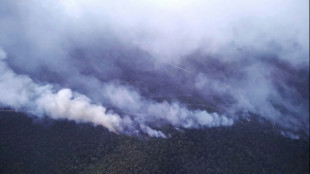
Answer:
0;0;308;138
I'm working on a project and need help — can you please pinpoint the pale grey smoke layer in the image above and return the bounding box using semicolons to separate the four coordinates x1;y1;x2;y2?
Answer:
0;0;308;137
0;48;233;137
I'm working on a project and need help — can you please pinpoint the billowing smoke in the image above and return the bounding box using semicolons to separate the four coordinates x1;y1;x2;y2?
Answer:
0;0;308;138
0;48;233;137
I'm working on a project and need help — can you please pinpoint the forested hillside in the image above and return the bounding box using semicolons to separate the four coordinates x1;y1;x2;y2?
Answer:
0;112;308;174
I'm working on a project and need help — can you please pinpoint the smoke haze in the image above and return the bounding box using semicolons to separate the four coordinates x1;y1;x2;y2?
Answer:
0;0;308;137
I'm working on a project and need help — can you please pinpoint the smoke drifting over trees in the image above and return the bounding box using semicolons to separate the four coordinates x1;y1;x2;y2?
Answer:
0;0;308;137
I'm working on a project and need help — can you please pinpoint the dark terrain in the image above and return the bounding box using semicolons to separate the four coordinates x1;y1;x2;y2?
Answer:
0;111;309;174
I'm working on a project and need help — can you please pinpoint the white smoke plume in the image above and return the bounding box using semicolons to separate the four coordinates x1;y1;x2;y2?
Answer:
0;0;308;137
0;49;121;133
0;47;233;137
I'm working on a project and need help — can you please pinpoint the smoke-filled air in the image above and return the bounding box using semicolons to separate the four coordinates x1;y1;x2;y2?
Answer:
0;0;308;138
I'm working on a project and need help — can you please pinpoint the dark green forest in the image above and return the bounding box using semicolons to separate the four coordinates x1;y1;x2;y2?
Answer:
0;112;309;174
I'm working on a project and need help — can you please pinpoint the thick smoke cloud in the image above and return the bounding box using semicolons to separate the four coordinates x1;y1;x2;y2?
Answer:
0;50;121;133
0;0;308;137
0;48;233;137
